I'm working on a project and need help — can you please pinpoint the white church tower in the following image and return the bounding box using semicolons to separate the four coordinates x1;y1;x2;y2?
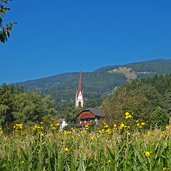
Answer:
75;71;84;108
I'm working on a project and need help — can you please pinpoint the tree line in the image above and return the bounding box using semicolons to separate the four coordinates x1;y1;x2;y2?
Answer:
0;84;57;129
102;74;171;128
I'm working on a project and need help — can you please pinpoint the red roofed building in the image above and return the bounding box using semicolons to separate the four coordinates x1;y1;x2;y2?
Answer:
77;108;104;127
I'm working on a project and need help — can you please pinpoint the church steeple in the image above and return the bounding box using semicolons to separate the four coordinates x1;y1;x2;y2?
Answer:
75;71;84;108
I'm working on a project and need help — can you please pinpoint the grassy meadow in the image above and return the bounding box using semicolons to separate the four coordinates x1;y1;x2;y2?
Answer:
0;113;171;171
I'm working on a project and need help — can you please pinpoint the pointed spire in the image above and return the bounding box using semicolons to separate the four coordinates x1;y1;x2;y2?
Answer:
75;71;84;108
77;71;82;96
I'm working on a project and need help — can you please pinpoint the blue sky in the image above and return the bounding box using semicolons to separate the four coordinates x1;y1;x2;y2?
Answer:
0;0;171;83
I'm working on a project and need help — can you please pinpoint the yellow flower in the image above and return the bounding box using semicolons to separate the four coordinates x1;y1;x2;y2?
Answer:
90;136;96;140
128;114;132;119
55;123;59;127
64;147;69;152
108;160;111;163
113;124;117;128
125;112;129;116
119;123;125;129
105;129;112;135
104;124;109;129
147;131;151;136
141;122;145;126
145;151;151;157
125;115;129;119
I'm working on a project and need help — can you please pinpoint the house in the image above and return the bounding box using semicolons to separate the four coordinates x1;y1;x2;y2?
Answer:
77;108;104;127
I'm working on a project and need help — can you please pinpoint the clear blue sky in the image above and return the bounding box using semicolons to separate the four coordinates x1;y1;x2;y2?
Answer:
0;0;171;84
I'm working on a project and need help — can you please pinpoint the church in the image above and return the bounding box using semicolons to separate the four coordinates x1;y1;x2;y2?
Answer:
75;71;84;108
75;72;104;127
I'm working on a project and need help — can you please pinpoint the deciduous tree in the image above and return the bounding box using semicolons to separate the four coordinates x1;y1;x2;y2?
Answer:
0;0;16;43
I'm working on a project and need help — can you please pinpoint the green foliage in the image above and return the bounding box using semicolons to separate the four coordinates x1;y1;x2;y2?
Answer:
0;0;16;43
0;84;57;128
102;74;171;128
0;128;171;170
150;107;169;128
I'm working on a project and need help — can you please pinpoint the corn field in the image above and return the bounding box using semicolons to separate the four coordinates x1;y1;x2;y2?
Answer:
0;121;171;171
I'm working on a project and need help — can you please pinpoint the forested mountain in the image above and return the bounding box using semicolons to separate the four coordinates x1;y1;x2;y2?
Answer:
21;59;171;103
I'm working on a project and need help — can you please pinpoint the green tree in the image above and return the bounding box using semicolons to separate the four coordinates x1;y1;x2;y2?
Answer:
0;84;23;127
101;77;166;128
0;84;58;127
150;107;169;128
13;91;58;124
0;0;16;43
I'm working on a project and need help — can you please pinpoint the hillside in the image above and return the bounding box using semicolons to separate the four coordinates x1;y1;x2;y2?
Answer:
21;59;171;103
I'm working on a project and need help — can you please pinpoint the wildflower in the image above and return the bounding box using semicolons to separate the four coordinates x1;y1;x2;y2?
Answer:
119;123;125;129
71;128;76;132
145;151;151;157
128;114;132;119
64;131;71;135
125;112;129;116
104;124;109;129
108;160;111;164
64;147;69;152
125;114;132;119
141;122;145;126
125;115;129;119
21;161;25;164
14;123;23;130
147;131;151;136
137;123;140;127
55;123;59;127
113;124;117;128
90;136;96;140
105;129;112;135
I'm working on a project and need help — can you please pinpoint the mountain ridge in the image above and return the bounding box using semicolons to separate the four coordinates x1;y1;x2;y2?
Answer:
21;59;171;102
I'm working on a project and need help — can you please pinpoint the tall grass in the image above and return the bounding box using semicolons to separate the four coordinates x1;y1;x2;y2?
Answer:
0;125;171;171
